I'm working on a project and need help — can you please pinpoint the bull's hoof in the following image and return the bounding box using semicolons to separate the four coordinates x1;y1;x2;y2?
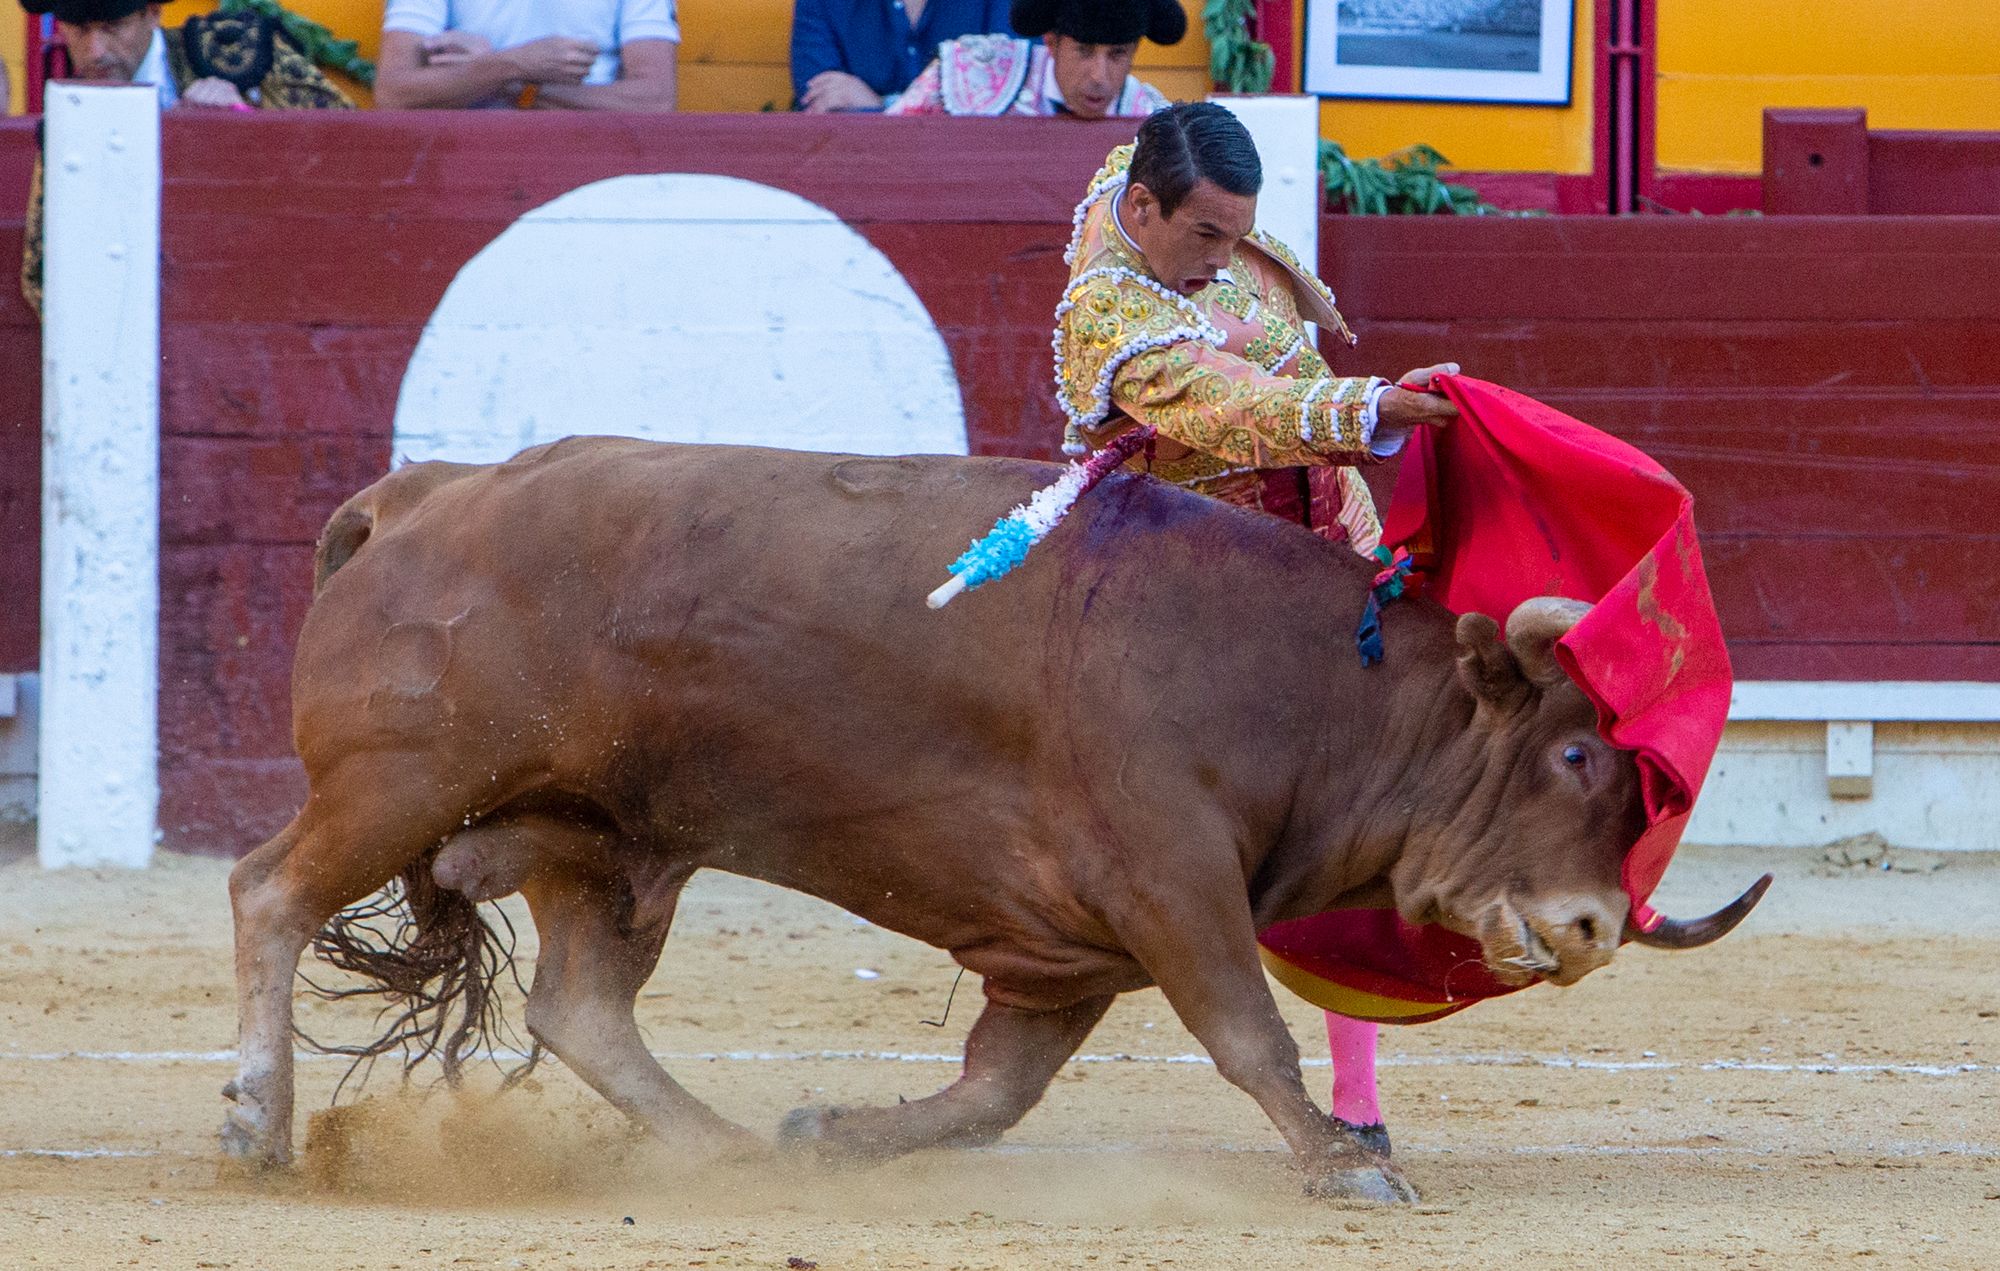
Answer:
776;1104;935;1163
776;1105;847;1153
1303;1160;1418;1205
217;1114;291;1175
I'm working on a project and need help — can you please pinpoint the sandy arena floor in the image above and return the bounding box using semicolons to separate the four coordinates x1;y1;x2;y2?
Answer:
0;825;1995;1269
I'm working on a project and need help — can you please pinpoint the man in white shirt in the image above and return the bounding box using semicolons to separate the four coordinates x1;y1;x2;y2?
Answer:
375;0;679;110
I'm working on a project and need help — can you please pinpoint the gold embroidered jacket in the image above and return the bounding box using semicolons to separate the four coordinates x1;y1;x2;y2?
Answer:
1053;143;1388;545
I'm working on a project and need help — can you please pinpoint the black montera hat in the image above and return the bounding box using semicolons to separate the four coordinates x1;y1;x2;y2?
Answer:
22;0;152;24
1010;0;1188;46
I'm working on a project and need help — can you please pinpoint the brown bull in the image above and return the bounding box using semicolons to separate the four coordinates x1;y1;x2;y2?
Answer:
223;436;1757;1202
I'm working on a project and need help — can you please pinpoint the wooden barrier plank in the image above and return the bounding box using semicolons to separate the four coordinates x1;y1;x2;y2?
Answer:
1869;130;2000;215
1703;538;2000;644
162;434;391;546
162;114;1134;229
158;755;305;851
1730;643;2000;683
161;325;419;439
0;125;38;671
1348;320;2000;392
1325;215;2000;322
159;542;316;763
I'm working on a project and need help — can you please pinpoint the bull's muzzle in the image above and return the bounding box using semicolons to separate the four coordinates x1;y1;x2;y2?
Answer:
1480;896;1625;988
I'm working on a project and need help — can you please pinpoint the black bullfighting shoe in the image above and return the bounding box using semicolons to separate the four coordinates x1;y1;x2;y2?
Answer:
1331;1116;1392;1158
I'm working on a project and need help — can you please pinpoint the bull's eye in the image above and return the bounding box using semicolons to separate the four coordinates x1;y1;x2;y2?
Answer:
1562;744;1588;768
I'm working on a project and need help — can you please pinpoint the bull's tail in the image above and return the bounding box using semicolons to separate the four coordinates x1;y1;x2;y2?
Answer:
297;847;537;1097
312;499;375;595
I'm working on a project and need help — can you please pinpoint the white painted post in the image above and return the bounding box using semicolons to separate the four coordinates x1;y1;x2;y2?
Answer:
1208;95;1324;281
38;84;161;868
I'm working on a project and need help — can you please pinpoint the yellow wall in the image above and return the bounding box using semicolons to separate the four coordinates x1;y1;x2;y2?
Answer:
1315;0;1596;173
1658;0;2000;173
4;14;23;115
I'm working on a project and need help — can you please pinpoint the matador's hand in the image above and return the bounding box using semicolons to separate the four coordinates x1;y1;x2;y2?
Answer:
1380;362;1461;429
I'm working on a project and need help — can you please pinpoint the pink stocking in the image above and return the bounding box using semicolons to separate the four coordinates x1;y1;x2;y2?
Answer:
1325;1011;1382;1126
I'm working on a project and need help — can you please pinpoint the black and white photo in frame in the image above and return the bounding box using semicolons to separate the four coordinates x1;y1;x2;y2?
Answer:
1305;0;1574;104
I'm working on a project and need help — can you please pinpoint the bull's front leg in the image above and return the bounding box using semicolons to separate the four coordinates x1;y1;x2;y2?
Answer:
1116;886;1415;1204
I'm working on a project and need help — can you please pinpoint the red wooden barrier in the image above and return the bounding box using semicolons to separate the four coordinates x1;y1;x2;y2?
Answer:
0;122;37;675
1;113;1996;851
1323;213;2000;682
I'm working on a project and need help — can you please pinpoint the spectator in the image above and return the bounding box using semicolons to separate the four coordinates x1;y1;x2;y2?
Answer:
17;0;353;315
25;0;352;108
886;0;1181;118
792;0;1012;113
375;0;679;110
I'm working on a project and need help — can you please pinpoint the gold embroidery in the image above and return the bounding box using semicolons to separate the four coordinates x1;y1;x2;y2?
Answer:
1208;283;1256;322
1243;316;1303;372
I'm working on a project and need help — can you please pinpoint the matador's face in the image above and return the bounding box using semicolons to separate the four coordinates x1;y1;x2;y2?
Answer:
1123;178;1258;297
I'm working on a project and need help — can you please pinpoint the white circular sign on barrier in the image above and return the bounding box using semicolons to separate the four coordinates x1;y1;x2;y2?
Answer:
393;174;967;464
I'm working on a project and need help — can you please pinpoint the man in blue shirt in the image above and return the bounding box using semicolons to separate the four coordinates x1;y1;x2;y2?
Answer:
792;0;1013;112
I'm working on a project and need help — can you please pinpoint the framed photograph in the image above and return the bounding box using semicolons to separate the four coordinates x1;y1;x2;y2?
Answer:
1305;0;1574;105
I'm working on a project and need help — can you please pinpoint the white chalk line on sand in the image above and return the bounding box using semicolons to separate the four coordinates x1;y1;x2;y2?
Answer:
8;1141;1997;1163
1;1049;1994;1079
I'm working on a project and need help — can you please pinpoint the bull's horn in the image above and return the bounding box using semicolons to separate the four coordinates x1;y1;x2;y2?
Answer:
1504;596;1590;685
1624;873;1774;949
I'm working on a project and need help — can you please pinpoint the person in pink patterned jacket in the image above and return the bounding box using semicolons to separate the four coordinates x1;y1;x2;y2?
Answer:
886;0;1179;118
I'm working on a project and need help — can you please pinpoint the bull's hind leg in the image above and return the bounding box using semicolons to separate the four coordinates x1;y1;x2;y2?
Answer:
519;869;762;1156
778;991;1113;1161
223;754;469;1168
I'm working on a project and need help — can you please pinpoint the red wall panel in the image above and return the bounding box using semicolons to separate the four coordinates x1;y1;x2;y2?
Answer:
1323;213;2000;688
0;122;40;674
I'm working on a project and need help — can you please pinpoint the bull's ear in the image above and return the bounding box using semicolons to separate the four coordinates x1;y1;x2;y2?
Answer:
1456;612;1530;711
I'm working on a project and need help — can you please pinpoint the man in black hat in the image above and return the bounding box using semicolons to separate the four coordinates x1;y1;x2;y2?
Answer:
25;0;352;109
17;0;352;313
885;0;1181;117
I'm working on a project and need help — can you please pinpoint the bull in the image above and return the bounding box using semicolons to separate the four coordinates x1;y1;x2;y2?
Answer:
222;437;1764;1201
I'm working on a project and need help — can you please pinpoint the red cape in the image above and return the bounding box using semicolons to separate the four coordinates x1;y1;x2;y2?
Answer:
1257;375;1732;1022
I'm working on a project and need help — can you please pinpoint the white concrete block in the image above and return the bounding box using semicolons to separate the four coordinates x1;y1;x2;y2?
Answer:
1824;720;1873;799
1688;721;2000;851
0;673;39;822
38;85;160;869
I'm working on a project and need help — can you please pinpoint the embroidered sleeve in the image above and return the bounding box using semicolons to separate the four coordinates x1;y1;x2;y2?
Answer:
883;59;944;114
1111;341;1384;468
1053;267;1223;433
261;41;357;109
